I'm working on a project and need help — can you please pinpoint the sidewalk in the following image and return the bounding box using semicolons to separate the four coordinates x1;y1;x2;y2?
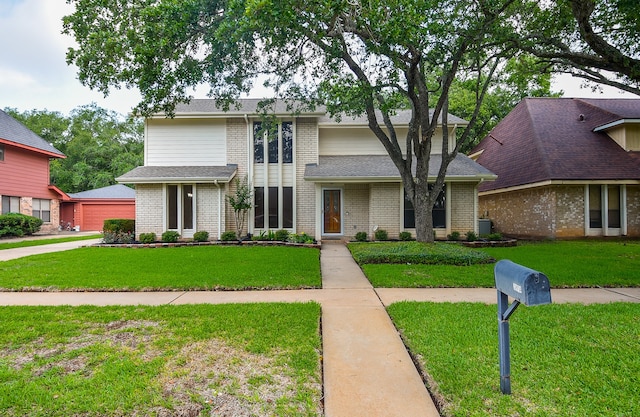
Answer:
1;239;638;416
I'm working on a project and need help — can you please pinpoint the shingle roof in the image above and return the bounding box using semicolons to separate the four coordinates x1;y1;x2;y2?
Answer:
116;165;238;184
0;109;65;157
471;98;640;192
171;99;467;126
68;184;136;199
304;154;495;182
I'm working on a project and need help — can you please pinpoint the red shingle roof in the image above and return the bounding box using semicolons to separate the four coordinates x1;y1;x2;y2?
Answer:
471;98;640;192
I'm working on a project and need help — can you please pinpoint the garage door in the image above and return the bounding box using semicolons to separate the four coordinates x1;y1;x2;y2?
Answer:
82;204;135;231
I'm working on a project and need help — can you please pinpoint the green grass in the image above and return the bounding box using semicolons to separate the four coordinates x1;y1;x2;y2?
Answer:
388;302;640;417
358;240;640;288
0;246;321;291
348;241;494;265
0;303;322;416
0;234;101;250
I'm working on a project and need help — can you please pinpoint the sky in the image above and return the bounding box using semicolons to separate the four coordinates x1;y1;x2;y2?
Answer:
0;0;635;117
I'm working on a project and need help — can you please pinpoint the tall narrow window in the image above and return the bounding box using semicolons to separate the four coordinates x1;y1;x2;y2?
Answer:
0;144;4;161
608;185;621;228
254;187;264;228
253;122;264;163
282;122;293;163
283;187;293;228
168;185;178;229
268;129;278;163
589;185;602;228
268;187;279;228
403;185;446;229
183;185;193;230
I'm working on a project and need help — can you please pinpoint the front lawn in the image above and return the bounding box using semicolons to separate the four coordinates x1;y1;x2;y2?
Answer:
353;240;640;287
0;234;101;250
388;301;640;417
0;246;321;291
0;303;322;417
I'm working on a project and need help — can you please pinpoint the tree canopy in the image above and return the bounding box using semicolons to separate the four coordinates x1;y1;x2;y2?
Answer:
5;105;143;193
62;0;639;241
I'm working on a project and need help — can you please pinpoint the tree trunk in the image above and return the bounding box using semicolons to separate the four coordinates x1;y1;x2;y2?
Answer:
412;179;436;243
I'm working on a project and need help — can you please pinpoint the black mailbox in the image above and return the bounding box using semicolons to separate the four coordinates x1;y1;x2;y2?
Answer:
494;260;551;306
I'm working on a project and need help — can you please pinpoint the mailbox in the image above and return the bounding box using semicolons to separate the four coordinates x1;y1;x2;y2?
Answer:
494;260;551;306
494;260;552;394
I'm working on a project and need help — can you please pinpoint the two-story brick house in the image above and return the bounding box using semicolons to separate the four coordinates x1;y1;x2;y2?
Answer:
0;109;66;234
117;99;495;241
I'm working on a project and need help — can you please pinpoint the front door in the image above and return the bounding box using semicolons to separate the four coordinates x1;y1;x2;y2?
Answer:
323;189;341;234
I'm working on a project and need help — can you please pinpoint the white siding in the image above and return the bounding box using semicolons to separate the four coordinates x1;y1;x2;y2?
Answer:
319;126;451;155
146;118;227;166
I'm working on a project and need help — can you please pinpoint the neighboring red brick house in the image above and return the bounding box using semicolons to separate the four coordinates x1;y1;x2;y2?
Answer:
0;109;66;234
60;184;136;232
471;98;640;239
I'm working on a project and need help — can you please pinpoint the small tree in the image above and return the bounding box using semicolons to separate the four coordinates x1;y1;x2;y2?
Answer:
227;177;252;238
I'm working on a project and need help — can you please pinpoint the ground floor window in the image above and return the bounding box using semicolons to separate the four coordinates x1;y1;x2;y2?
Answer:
1;196;20;214
403;185;446;229
588;184;622;231
32;199;51;222
167;184;194;231
254;186;293;230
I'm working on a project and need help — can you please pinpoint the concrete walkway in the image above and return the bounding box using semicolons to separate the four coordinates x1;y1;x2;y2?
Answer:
1;239;639;416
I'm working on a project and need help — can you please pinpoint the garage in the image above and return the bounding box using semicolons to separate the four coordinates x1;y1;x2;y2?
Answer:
61;184;135;232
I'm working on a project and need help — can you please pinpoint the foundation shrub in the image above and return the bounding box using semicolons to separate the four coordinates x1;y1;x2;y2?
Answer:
399;231;413;241
355;231;368;242
161;231;180;243
193;231;209;242
221;231;237;241
374;229;388;241
0;213;43;237
139;233;156;244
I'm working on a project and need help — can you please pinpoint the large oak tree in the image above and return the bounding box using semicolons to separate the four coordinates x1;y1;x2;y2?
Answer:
63;0;637;241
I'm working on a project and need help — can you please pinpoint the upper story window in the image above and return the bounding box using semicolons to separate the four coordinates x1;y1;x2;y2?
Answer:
0;144;4;161
253;121;293;164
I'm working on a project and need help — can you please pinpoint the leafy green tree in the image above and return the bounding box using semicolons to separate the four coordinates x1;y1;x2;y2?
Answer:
62;0;639;241
4;105;143;193
514;0;640;95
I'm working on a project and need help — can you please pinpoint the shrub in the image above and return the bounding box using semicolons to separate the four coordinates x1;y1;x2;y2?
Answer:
161;231;180;243
374;229;388;241
355;231;368;242
447;231;461;241
465;231;478;242
103;231;135;244
275;229;289;242
139;233;156;244
103;218;135;233
221;230;237;241
288;232;315;244
487;232;503;241
0;213;43;237
193;231;209;242
399;231;413;241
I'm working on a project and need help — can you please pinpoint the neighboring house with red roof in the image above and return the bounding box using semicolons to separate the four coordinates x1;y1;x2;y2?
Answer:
0;109;66;234
470;98;640;239
60;184;136;232
117;99;495;241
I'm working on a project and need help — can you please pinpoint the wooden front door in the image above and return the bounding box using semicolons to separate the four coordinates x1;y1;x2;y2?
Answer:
323;189;341;234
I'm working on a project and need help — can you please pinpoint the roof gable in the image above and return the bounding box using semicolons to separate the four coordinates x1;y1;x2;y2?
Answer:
0;110;65;157
472;98;640;192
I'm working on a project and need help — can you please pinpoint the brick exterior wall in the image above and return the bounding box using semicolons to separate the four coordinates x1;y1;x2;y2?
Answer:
627;185;640;236
196;184;224;240
342;184;370;240
479;184;640;239
225;119;249;236
369;183;401;238
295;118;318;237
134;184;164;238
449;183;476;234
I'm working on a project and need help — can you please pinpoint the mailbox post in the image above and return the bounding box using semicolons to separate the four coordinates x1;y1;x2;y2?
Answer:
494;260;551;394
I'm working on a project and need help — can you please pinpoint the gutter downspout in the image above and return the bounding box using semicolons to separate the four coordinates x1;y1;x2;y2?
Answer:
245;114;252;236
214;179;221;240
